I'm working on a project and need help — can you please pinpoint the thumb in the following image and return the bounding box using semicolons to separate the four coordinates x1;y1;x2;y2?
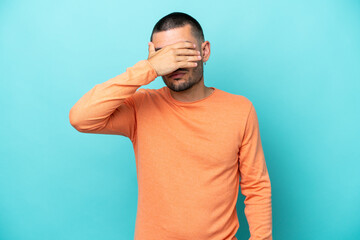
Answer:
148;42;155;54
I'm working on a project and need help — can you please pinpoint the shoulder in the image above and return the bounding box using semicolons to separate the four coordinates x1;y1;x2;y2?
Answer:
130;87;166;106
215;88;253;109
135;87;165;98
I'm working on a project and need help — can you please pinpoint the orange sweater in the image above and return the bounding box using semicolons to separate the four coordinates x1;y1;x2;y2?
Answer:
69;59;272;240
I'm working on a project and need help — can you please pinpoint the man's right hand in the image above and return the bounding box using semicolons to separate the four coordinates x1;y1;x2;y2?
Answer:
147;41;202;76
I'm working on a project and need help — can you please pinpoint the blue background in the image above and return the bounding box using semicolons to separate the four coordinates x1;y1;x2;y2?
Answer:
1;0;359;239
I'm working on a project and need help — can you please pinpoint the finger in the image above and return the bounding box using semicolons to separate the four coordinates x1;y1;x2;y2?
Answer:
174;48;201;56
175;55;202;62
177;61;198;68
171;41;196;49
148;42;155;54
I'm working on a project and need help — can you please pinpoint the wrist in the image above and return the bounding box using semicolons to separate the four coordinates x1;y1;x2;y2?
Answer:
146;59;158;76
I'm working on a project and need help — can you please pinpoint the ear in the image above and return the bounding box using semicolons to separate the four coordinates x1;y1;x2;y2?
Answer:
201;41;211;64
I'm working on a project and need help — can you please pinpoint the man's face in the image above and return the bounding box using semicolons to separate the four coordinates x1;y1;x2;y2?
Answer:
151;24;204;92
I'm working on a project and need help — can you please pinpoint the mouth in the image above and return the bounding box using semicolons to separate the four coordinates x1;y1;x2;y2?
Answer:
169;71;187;79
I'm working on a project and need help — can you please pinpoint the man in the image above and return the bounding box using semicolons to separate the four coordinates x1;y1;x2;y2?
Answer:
69;12;272;240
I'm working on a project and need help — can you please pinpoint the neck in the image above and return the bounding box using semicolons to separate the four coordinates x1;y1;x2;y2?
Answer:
169;77;213;102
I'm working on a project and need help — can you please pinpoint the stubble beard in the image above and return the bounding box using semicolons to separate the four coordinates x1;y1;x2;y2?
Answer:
163;61;204;92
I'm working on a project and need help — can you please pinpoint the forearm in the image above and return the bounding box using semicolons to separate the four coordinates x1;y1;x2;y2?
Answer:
242;173;272;240
69;59;157;132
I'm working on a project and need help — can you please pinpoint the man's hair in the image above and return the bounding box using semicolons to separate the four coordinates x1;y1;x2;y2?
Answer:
150;12;205;45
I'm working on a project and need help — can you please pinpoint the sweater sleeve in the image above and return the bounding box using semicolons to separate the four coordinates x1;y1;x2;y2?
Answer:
238;103;273;240
69;59;158;142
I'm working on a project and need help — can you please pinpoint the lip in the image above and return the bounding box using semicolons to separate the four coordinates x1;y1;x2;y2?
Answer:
170;71;187;78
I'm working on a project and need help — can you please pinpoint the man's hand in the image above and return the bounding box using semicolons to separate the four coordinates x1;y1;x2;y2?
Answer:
147;41;201;76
